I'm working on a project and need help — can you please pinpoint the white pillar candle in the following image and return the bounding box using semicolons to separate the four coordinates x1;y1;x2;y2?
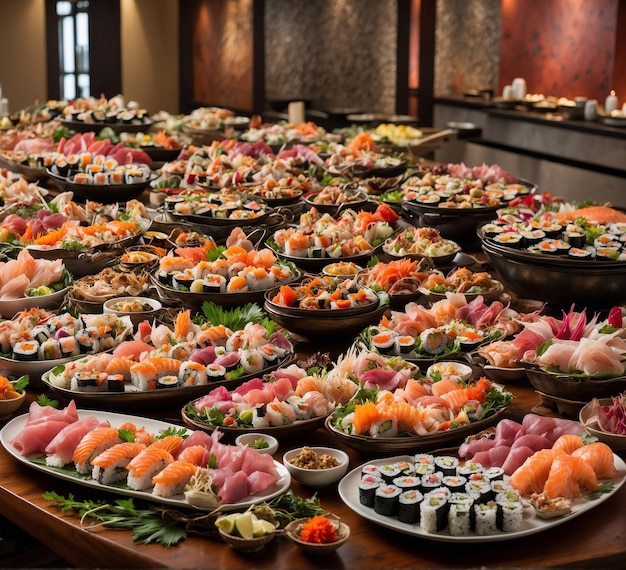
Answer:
288;101;306;124
605;90;618;113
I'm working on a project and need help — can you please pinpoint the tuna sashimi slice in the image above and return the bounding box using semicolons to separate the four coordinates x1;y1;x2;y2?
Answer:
218;470;249;504
44;416;105;465
247;470;278;495
11;420;75;456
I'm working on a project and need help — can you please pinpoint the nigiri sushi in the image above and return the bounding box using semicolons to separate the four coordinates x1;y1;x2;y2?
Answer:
152;460;198;497
127;447;174;491
73;426;124;474
91;441;147;484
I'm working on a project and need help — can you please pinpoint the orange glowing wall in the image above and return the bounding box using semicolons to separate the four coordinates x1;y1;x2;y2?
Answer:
499;0;619;101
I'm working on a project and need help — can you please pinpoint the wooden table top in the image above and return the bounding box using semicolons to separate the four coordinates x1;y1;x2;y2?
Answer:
1;371;626;569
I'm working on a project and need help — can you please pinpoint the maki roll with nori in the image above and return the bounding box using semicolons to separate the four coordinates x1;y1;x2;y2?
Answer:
420;495;449;533
398;490;423;524
359;474;381;507
374;484;401;516
434;455;459;476
448;502;472;536
13;340;39;361
157;375;179;389
474;502;498;535
420;329;449;355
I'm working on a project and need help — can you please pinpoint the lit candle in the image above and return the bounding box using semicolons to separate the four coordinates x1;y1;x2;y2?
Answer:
288;101;306;124
605;90;619;113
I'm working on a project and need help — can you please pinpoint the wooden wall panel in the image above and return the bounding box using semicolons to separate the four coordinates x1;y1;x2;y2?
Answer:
191;0;254;111
499;0;618;101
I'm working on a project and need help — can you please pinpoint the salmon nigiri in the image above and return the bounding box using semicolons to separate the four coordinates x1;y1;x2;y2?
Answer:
152;460;199;497
126;447;173;491
91;441;147;484
73;426;123;474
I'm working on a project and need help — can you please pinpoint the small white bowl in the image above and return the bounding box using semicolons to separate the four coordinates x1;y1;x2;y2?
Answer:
0;389;27;420
103;296;162;327
235;433;279;455
283;446;349;488
426;361;473;382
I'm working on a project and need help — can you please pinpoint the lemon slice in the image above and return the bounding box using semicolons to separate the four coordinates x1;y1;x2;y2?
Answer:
252;518;276;537
214;513;239;535
233;512;255;540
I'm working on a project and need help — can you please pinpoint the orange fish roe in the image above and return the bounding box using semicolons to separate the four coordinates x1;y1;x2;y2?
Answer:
299;515;338;544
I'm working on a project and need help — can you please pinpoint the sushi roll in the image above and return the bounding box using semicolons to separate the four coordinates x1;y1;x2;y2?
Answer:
202;274;226;293
58;336;81;359
38;338;62;360
378;464;402;484
245;267;275;291
563;228;586;248
126;447;174;491
496;499;523;532
393;475;421;492
240;348;266;374
466;480;492;503
91;442;147;485
457;462;483;478
287;395;312;420
568;247;595;260
414;453;435;467
179;361;208;386
172;272;194;291
251;404;270;429
359;474;382;508
168;342;194;361
493;231;523;247
442;475;467;493
71;371;108;392
12;340;39;361
361;464;381;478
420;495;449;533
371;331;396;355
448;502;472;536
398;489;423;524
130;361;158;391
414;462;436;476
157;375;179;390
369;417;398;438
106;374;126;392
152;460;199;498
420;472;443;494
93;171;109;185
491;479;512;495
374;484;401;517
474;502;498;535
484;466;505;482
31;325;51;344
420;329;449;355
434;455;459;476
205;363;226;382
394;460;415;475
395;335;415;355
76;331;100;354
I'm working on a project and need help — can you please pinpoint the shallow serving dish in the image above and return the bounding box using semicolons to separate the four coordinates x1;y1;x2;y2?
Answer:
523;364;626;401
103;296;162;328
282;447;349;488
0;287;70;319
235;433;279;455
263;302;386;342
0;389;27;420
46;170;155;202
283;514;350;554
579;398;626;451
325;406;507;454
218;527;277;553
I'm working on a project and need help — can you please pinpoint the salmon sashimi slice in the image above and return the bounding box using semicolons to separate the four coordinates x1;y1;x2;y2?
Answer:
509;448;564;495
571;442;618;479
552;434;585;455
543;454;600;499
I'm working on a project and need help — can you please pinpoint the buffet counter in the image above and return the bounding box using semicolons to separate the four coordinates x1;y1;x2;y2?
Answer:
433;96;626;204
1;372;626;569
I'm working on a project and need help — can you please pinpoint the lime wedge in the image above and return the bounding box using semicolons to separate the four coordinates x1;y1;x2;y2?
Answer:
214;513;239;535
252;518;276;537
233;512;255;540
